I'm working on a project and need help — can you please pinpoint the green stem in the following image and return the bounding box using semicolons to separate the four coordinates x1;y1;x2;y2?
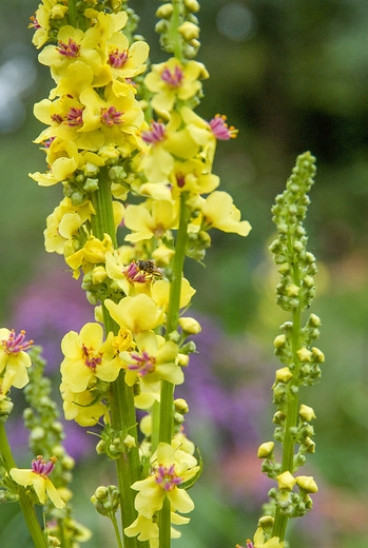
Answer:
0;423;48;548
67;0;78;27
110;511;124;548
90;178;147;548
159;498;172;548
272;258;302;541
168;0;184;61
90;171;117;247
157;192;189;548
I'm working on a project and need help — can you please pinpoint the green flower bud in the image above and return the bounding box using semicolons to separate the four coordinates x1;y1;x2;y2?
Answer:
178;316;202;334
303;275;314;288
273;334;287;349
62;455;75;471
299;404;316;421
297;347;312;362
84;178;99;192
273;411;286;424
155;20;168;34
83;162;99;177
295;475;318;493
123;434;135;450
303;437;315;453
178;21;200;41
277;489;293;509
311;347;325;363
108;165;126;181
96;439;106;455
177;353;189;367
174;398;189;414
0;490;19;503
275;367;293;383
184;0;200;12
257;441;275;458
168;330;181;343
30;426;45;441
0;396;14;419
258;515;274;528
286;284;300;297
309;313;321;327
92;265;107;284
156;3;173;18
276;471;296;490
91;485;120;516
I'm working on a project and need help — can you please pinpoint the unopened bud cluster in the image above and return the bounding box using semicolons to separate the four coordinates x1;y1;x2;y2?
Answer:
156;0;201;58
96;424;136;459
23;348;75;487
269;152;317;313
255;153;323;544
91;485;120;516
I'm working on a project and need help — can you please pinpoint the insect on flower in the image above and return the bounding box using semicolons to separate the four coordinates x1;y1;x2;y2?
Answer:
136;260;163;278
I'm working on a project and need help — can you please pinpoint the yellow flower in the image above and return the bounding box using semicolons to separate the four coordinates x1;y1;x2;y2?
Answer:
252;528;285;548
139;113;202;184
151;278;195;312
105;253;157;297
44;197;95;254
65;234;114;277
71;83;144;154
34;82;144;155
106;32;149;81
119;331;183;387
125;514;159;544
131;442;199;519
200;191;252;236
105;294;164;334
124;200;178;243
169;158;219;196
60;382;108;426
144;58;209;117
29;0;66;49
30;137;79;187
10;456;65;509
34;94;88;143
60;323;121;393
84;9;128;39
38;25;105;86
0;329;33;394
125;511;189;546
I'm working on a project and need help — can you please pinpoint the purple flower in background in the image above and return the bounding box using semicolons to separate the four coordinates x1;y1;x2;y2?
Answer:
8;262;95;459
177;315;271;452
8;264;272;474
10;260;93;370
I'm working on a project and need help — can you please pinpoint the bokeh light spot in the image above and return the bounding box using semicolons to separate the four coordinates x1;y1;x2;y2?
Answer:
217;2;256;42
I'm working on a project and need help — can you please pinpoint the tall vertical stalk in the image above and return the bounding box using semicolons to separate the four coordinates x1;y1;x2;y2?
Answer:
0;423;48;548
158;192;189;548
90;176;146;548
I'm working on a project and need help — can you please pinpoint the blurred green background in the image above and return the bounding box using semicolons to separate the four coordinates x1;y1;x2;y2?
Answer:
1;1;368;547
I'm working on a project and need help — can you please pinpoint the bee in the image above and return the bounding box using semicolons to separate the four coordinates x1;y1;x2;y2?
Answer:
136;259;163;279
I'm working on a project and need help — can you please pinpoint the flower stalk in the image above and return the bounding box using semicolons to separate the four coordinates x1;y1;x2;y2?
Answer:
0;423;48;548
249;152;323;547
89;176;143;548
23;1;251;546
158;192;189;547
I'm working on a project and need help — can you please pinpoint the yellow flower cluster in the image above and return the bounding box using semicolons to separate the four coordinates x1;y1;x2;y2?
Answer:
29;1;251;543
0;328;33;396
30;8;148;188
